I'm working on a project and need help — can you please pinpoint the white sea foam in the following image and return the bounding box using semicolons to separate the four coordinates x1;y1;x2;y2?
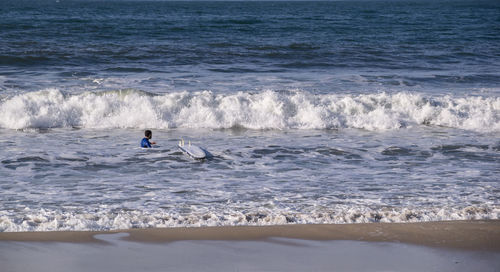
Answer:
0;89;498;132
0;205;497;232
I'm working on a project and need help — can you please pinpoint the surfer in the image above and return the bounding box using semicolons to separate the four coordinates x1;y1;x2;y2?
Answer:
141;130;156;148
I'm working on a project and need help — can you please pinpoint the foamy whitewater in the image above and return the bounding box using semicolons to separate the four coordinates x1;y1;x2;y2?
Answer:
1;89;499;132
1;0;499;232
1;89;499;231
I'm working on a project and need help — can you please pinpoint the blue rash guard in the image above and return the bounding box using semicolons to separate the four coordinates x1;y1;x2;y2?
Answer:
141;137;152;148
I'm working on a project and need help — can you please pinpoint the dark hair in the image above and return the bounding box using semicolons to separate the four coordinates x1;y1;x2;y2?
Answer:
145;130;152;138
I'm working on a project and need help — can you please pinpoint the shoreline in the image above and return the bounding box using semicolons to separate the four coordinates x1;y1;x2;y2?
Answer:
1;220;499;251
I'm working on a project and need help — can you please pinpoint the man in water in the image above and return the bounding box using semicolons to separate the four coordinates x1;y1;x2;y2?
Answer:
141;130;156;148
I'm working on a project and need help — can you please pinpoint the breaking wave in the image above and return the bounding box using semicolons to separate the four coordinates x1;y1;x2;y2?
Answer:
1;205;498;232
1;89;499;132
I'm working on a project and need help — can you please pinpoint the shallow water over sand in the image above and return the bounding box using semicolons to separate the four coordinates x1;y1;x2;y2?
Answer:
1;232;499;272
1;125;498;231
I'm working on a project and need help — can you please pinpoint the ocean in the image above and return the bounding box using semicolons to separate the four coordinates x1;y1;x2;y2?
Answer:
0;0;499;232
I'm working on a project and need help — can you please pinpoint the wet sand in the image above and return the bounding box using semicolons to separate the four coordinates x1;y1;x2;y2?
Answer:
1;220;499;250
1;221;499;272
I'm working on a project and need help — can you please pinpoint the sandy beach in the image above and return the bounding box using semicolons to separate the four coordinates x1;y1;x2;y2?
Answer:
1;220;499;272
2;220;499;250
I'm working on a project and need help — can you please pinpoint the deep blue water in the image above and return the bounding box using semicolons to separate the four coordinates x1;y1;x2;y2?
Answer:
1;0;499;94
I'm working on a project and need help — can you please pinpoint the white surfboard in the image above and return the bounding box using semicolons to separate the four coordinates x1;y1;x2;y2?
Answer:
178;139;207;159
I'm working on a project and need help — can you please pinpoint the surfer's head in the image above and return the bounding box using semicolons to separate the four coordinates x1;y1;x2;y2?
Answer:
145;130;152;139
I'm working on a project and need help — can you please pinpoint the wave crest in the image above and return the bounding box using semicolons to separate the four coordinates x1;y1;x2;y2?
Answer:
1;89;499;132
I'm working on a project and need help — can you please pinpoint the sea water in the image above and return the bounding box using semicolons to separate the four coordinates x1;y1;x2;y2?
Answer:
0;0;499;231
